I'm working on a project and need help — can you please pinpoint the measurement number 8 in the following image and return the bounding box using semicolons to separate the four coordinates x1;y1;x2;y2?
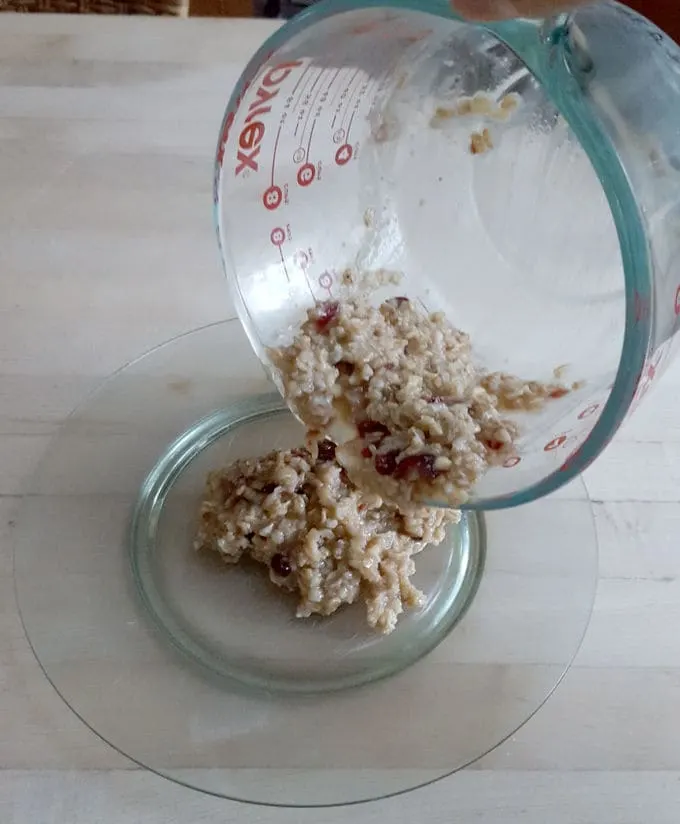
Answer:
262;185;283;211
270;227;286;247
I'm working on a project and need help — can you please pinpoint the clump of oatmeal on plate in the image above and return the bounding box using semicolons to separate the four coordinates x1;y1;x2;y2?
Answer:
195;441;459;634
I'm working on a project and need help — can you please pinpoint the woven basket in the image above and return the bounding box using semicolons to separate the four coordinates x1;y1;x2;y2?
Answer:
1;0;188;14
190;0;251;15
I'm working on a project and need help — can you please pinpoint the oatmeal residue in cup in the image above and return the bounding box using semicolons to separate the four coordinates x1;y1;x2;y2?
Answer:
269;295;572;508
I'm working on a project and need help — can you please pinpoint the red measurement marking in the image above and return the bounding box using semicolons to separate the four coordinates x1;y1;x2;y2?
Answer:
578;403;600;420
318;272;333;290
634;290;650;324
335;144;353;166
632;353;661;404
558;448;580;474
675;285;680;316
297;162;315;187
262;185;283;211
216;139;226;169
270;227;285;247
503;456;521;468
634;376;652;402
544;434;567;452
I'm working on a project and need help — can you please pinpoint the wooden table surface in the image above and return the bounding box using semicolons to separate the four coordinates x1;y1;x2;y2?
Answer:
2;12;680;823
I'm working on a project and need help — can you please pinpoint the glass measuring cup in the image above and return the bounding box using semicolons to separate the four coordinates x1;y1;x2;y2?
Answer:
215;0;680;510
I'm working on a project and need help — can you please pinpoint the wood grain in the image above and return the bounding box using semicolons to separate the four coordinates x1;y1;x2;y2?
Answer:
1;13;680;823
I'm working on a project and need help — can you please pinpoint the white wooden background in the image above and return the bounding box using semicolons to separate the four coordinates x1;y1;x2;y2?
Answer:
1;13;680;823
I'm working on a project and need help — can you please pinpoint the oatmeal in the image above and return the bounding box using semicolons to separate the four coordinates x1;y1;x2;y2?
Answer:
269;296;570;508
195;443;459;634
470;128;493;155
429;93;520;127
429;93;519;155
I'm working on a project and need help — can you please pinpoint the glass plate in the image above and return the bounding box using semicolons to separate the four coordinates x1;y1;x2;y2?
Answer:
13;320;598;807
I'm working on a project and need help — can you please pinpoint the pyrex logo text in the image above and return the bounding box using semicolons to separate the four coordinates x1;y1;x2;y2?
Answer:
235;60;303;177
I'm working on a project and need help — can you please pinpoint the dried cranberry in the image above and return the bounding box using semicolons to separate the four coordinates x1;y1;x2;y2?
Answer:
394;453;439;480
261;482;277;494
317;439;337;461
361;447;372;458
315;301;340;332
375;450;399;475
387;296;409;308
336;360;354;376
357;419;390;439
484;439;505;452
549;387;569;399
270;553;292;577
